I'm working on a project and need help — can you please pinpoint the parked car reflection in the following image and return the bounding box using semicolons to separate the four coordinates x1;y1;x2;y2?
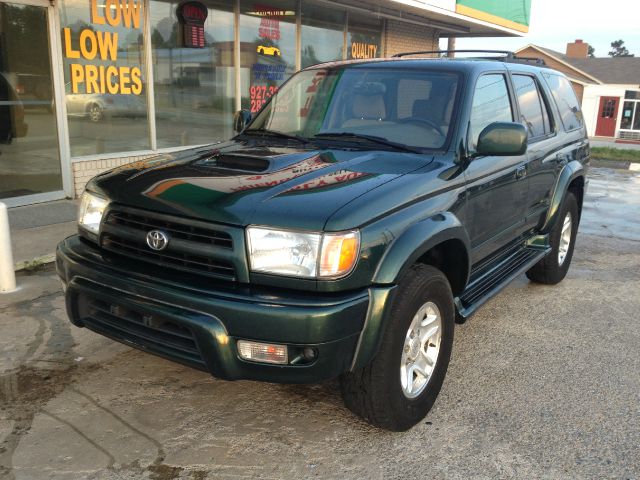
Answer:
65;83;146;122
0;72;28;144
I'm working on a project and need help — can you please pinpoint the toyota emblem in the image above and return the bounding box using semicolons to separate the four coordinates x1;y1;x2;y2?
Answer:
146;230;170;251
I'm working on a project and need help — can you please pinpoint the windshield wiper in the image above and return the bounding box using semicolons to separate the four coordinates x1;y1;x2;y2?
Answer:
313;132;421;153
241;128;309;144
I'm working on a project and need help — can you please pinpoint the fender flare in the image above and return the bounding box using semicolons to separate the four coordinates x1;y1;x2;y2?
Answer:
351;212;471;370
541;160;586;234
372;211;472;286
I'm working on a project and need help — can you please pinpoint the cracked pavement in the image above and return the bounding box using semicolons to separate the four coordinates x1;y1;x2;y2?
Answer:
1;167;639;479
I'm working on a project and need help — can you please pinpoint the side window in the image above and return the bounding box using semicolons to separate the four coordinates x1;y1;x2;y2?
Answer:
543;73;584;131
512;74;552;140
469;74;513;150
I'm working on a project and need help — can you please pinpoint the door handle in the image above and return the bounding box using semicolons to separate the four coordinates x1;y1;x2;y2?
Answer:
516;165;527;179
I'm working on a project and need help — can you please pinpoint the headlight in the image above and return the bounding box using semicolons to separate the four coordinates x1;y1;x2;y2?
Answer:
247;227;360;279
78;191;109;235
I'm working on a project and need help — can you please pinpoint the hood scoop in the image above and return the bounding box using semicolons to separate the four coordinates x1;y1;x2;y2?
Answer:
193;153;270;172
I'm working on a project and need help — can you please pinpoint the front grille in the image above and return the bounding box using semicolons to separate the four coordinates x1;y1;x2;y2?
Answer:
100;207;239;281
107;210;233;248
80;295;206;370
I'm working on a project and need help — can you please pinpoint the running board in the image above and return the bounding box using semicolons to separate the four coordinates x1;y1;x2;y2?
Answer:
455;244;551;320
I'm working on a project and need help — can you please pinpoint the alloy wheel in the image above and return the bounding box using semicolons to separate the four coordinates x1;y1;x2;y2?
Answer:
400;301;442;398
558;212;573;266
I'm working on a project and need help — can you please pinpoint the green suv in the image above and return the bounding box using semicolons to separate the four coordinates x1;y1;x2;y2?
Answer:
57;52;589;431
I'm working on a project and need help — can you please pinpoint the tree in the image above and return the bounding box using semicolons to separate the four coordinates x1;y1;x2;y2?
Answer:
151;28;167;48
588;45;595;58
301;45;320;67
608;40;634;57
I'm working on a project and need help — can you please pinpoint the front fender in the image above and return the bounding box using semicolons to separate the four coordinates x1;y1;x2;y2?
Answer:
372;212;471;285
352;212;471;370
541;160;585;234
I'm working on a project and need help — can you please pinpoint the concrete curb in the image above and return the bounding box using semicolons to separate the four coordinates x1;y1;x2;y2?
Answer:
591;158;640;171
15;253;56;272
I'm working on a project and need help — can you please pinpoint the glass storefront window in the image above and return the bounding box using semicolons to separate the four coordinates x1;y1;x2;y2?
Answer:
621;101;634;130
60;0;149;156
53;0;385;158
634;103;640;131
1;3;62;200
149;0;235;148
239;0;296;113
347;14;382;60
300;2;345;68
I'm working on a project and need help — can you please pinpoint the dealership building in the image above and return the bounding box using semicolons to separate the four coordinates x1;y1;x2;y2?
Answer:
0;0;531;206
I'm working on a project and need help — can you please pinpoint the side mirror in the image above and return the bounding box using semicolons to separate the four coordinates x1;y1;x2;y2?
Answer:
476;122;527;156
233;110;252;133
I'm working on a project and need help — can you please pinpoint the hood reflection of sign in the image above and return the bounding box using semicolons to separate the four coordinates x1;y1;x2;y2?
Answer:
178;1;208;48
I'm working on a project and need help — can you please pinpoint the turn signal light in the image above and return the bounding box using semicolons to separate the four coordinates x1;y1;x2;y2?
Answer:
319;232;360;277
237;340;288;364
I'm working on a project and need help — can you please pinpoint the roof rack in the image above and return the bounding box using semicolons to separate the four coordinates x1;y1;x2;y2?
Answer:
391;49;546;66
391;49;514;58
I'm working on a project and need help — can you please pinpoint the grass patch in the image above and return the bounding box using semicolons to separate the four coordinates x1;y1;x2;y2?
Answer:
591;147;640;163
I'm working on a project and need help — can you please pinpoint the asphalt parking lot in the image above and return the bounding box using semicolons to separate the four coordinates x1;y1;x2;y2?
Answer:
1;167;639;480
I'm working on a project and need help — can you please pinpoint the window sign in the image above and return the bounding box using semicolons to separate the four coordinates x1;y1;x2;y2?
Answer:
63;0;144;95
249;4;287;112
347;15;382;61
240;0;295;113
178;1;207;48
60;0;149;156
350;42;378;59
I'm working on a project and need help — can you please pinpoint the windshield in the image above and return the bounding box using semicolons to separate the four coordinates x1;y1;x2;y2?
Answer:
246;67;460;150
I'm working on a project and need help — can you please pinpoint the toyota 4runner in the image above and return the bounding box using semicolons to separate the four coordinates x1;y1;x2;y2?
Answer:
57;51;589;431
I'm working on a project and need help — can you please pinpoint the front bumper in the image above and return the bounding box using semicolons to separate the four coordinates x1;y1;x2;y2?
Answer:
57;235;392;383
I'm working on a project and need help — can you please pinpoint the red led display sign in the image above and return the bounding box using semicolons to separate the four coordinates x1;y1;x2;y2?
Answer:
178;1;208;48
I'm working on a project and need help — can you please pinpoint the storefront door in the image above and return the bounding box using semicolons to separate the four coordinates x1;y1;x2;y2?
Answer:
0;0;68;206
595;96;620;138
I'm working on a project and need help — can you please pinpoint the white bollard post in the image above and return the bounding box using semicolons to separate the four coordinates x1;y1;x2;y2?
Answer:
0;202;17;293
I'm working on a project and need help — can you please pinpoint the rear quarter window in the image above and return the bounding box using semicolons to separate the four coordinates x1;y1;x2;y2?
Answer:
543;73;584;131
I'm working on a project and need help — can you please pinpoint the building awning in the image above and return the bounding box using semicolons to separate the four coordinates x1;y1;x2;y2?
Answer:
319;0;530;37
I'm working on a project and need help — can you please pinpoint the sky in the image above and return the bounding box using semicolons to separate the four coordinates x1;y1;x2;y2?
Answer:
443;0;640;58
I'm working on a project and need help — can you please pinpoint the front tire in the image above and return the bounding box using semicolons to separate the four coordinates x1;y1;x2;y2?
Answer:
340;264;455;431
526;191;579;285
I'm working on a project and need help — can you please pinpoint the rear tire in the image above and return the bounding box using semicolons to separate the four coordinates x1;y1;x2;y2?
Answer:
340;264;454;431
526;191;579;285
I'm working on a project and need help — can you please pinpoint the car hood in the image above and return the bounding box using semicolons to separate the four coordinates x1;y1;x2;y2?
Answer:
88;140;434;230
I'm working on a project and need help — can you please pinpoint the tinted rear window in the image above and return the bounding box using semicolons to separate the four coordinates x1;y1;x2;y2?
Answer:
543;73;584;131
512;75;552;139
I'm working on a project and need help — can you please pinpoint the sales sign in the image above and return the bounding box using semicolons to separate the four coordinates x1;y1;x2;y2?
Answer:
63;0;144;95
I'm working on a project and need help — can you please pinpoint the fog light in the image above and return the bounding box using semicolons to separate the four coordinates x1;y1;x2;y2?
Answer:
303;347;317;360
237;340;288;364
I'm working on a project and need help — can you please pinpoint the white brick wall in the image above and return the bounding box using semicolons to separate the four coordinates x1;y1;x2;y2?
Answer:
72;154;158;196
384;20;439;57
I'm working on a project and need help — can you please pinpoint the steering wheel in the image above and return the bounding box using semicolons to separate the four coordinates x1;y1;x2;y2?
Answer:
398;117;444;137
